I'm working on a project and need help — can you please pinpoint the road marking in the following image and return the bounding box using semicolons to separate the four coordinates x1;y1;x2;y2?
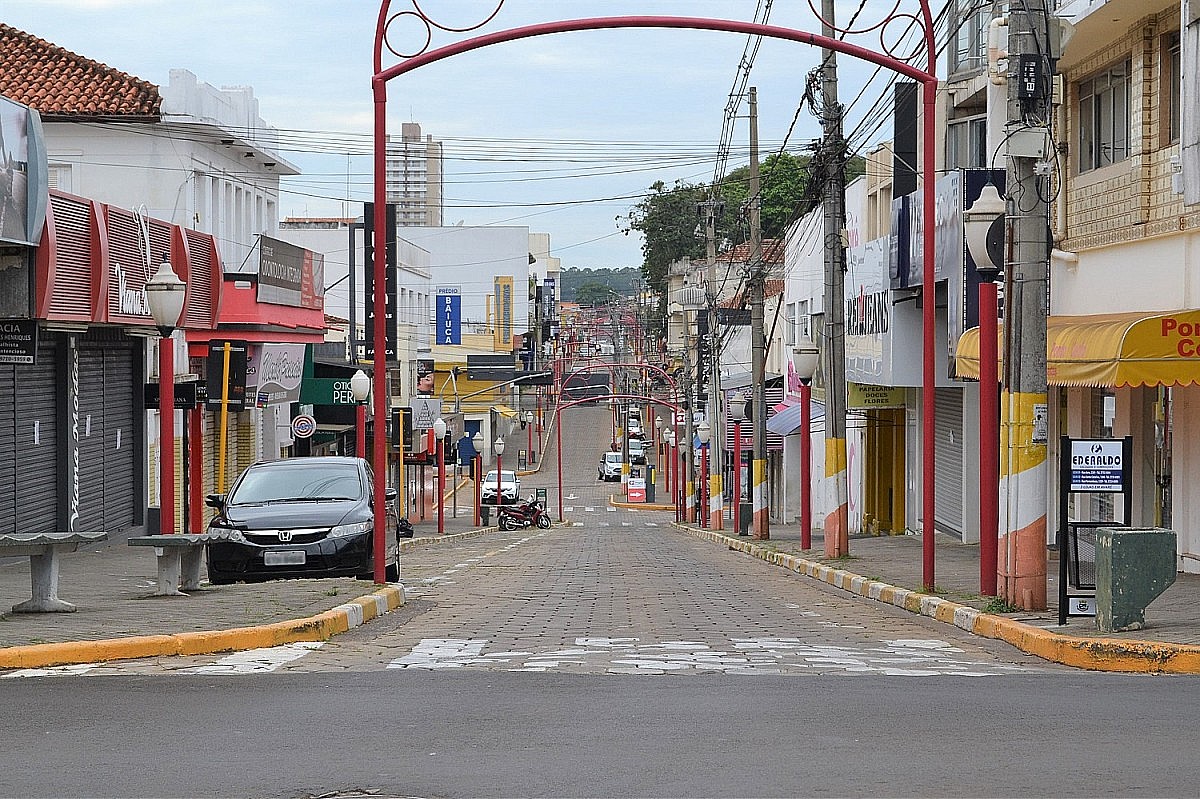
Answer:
584;507;595;512
564;506;574;512
621;522;632;526
606;507;616;512
384;637;1034;676
183;642;325;674
646;522;658;527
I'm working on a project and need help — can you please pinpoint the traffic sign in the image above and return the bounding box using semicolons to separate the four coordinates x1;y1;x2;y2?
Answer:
291;414;317;439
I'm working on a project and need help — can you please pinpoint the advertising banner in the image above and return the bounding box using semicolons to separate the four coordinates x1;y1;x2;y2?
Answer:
0;319;37;364
205;340;248;412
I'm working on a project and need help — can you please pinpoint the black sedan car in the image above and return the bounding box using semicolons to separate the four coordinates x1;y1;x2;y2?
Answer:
204;456;400;584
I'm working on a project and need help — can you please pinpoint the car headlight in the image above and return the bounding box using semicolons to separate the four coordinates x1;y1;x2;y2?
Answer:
329;520;373;538
207;524;246;543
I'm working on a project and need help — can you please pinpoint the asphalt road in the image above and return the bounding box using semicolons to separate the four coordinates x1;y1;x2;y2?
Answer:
4;405;1200;798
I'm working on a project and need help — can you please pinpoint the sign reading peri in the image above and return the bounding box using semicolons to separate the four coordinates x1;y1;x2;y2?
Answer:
436;286;461;345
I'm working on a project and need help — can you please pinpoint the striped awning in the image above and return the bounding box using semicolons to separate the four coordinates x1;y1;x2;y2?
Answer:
954;310;1200;387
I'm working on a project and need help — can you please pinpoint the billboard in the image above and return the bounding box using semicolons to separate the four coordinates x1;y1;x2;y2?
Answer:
257;235;324;310
0;96;47;247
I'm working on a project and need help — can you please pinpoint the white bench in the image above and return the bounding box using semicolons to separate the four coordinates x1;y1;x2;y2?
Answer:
127;534;216;596
0;531;109;612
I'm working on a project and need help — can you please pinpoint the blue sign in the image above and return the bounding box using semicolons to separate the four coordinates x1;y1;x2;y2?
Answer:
437;289;461;345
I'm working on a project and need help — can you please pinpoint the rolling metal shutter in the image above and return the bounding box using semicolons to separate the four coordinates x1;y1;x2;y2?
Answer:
933;388;965;537
0;339;59;535
77;335;138;533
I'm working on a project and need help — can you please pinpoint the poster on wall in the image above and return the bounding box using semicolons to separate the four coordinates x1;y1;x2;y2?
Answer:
494;275;513;349
247;343;305;407
0;96;47;247
257;236;324;310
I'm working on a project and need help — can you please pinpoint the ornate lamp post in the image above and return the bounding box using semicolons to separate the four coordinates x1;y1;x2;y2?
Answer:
433;417;447;535
791;339;820;550
524;409;536;464
472;430;484;526
350;369;370;459
965;183;1005;596
494;436;505;511
145;254;186;536
697;419;712;529
728;391;747;536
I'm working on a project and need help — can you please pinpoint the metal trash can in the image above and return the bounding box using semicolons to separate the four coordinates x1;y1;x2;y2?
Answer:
737;502;752;535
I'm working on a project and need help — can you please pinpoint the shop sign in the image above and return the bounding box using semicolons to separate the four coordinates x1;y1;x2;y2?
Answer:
0;319;37;364
1068;439;1125;492
247;343;305;406
847;383;906;409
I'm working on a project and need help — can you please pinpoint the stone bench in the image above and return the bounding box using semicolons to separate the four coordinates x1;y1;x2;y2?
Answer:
127;534;219;596
0;531;109;613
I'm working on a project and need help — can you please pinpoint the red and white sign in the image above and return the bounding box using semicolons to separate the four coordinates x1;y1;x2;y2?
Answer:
627;477;646;503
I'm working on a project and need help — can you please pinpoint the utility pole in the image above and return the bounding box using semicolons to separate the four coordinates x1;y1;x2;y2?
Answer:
748;86;769;540
820;0;849;557
699;199;724;531
1000;0;1052;610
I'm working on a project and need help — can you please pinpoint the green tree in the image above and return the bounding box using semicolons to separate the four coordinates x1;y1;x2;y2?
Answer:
574;281;618;306
620;180;707;293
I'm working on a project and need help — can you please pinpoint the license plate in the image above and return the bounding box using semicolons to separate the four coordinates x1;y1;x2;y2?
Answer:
264;550;306;566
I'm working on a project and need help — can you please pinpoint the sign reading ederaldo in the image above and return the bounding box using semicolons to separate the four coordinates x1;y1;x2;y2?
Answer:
1068;439;1126;492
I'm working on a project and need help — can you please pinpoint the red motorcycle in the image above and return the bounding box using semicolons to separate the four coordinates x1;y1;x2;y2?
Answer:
498;496;553;530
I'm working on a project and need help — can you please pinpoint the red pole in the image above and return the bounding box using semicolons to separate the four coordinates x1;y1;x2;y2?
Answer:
496;453;503;511
800;381;812;550
980;280;999;595
733;421;742;535
474;455;481;526
371;81;388;585
356;402;366;459
437;435;445;535
159;338;175;535
527;418;533;464
921;59;938;592
189;405;202;534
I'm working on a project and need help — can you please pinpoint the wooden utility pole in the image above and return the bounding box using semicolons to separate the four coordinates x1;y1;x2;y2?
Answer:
1000;0;1052;609
748;87;769;540
821;0;849;557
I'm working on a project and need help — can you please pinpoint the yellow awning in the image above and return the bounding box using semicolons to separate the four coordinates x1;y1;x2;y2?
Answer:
954;310;1200;387
491;404;519;419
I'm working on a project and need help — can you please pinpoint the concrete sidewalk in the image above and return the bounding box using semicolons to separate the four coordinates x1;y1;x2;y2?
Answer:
670;517;1200;673
0;513;492;670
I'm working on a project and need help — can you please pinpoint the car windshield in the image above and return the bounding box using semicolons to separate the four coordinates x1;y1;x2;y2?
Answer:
484;471;517;483
229;462;364;504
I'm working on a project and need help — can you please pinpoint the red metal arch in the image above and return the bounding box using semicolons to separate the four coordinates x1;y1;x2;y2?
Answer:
369;9;940;586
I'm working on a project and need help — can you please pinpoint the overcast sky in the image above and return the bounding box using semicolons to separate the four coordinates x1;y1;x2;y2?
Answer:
5;0;932;269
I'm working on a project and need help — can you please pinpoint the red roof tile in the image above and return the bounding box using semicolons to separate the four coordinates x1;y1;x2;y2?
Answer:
718;278;786;308
717;238;784;264
0;24;160;119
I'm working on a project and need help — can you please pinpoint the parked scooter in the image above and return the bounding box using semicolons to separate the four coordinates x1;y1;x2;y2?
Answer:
497;496;552;530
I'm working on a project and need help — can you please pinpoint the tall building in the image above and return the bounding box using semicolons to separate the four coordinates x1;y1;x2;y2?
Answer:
386;122;443;226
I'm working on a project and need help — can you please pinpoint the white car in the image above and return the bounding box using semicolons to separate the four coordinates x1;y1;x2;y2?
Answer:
481;469;520;505
598;451;624;481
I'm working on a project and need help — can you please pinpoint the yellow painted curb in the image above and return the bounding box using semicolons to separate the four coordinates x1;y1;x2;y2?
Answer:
669;522;1200;674
607;495;675;511
0;585;406;671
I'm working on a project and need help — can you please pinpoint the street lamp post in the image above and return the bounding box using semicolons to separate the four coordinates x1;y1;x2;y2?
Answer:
697;420;711;529
433;417;447;535
145;254;187;537
791;339;820;551
350;369;370;459
729;392;747;536
965;183;1006;596
494;436;505;513
664;428;677;522
524;410;536;464
473;430;484;526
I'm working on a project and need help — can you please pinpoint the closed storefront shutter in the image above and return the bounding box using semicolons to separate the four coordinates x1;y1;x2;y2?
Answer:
0;339;59;535
77;334;138;533
934;388;965;537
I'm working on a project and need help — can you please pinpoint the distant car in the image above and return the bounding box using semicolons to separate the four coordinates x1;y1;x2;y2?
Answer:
598;451;624;481
481;469;521;505
628;439;646;465
626;419;643;438
204;456;400;584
